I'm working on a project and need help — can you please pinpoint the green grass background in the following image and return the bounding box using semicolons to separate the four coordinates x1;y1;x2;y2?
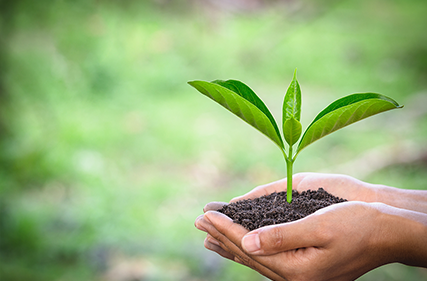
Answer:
0;0;426;280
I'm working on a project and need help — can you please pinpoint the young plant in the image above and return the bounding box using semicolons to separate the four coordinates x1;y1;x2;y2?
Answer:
188;70;402;203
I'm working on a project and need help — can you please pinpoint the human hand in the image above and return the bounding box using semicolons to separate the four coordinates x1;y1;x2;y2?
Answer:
230;172;378;203
196;201;427;281
196;172;372;270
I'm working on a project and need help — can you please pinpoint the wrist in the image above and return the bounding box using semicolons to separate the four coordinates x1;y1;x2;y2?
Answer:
373;203;427;267
370;184;427;214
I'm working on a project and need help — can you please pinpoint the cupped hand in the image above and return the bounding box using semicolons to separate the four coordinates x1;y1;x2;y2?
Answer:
195;172;375;273
196;201;425;281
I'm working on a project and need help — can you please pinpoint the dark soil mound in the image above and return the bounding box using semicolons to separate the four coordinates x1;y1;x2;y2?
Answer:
218;188;347;231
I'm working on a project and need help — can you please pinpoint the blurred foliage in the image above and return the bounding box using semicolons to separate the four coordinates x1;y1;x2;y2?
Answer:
0;0;426;280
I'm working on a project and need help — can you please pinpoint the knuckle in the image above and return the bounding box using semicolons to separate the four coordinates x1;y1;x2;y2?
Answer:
292;172;304;181
312;218;334;242
262;226;285;250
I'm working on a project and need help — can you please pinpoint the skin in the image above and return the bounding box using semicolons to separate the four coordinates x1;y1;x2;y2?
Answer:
195;173;427;281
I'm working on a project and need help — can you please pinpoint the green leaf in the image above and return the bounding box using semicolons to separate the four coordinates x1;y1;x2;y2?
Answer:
212;80;280;136
283;117;302;146
188;80;284;149
296;93;403;155
283;69;302;122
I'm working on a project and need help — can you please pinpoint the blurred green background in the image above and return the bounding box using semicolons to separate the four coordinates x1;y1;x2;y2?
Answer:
1;0;426;280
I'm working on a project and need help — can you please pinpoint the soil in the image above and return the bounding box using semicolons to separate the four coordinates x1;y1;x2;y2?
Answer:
217;188;347;231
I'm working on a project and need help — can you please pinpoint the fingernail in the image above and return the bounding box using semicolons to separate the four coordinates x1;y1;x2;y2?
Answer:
242;233;260;253
206;236;220;247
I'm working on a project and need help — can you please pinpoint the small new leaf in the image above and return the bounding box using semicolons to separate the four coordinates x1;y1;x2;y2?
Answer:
283;69;302;122
283;117;302;146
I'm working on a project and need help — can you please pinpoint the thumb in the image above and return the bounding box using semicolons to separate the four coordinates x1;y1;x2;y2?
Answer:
241;216;325;255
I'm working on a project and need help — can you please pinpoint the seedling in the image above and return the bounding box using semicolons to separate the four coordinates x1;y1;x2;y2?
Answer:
188;70;402;203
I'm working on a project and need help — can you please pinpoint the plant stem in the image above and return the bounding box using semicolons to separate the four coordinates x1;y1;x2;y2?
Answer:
286;146;294;203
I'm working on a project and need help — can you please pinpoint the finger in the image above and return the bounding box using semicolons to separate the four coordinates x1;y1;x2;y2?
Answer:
198;215;240;262
195;214;208;232
203;211;249;249
234;256;245;265
230;178;288;203
203;201;228;213
204;211;287;281
206;233;220;247
204;236;235;261
241;215;327;255
197;211;249;260
204;235;275;278
197;212;254;267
